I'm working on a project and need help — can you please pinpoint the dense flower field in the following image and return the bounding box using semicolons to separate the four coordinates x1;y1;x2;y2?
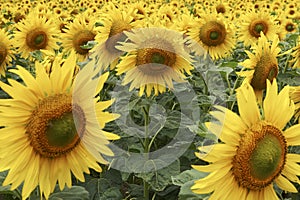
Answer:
0;0;300;199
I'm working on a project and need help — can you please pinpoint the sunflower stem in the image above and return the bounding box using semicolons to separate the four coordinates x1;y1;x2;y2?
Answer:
142;104;150;200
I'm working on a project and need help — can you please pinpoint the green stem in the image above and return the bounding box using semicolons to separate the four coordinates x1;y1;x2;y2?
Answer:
228;76;243;110
142;105;150;200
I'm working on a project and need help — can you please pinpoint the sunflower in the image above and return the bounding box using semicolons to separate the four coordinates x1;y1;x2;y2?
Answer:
278;15;298;40
90;4;140;70
290;40;300;69
187;13;236;60
62;13;97;62
0;29;15;77
290;86;300;122
12;11;60;59
0;52;120;199
192;79;300;199
238;33;280;103
238;11;279;46
116;27;193;97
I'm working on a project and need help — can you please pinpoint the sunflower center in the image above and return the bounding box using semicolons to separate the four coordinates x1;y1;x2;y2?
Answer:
46;112;77;147
286;23;295;32
26;29;48;50
199;21;226;46
0;44;8;66
232;125;287;190
26;94;85;158
73;30;95;55
250;54;278;90
249;20;268;38
216;4;226;14
136;46;177;75
151;52;165;64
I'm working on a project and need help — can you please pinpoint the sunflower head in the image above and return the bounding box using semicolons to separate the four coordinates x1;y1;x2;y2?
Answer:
250;53;278;90
232;124;287;190
249;19;269;38
73;30;96;55
116;27;193;96
238;11;278;46
26;28;49;50
199;21;227;47
238;33;280;99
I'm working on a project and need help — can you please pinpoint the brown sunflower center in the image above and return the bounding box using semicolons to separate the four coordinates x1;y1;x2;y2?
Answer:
26;94;86;158
232;125;287;190
136;46;176;75
285;23;295;32
250;54;278;90
26;28;48;50
105;21;131;54
216;4;226;14
249;20;269;38
13;12;25;23
199;21;227;46
0;44;8;66
73;30;95;55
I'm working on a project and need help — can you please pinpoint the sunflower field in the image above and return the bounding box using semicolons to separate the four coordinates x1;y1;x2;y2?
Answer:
1;0;300;199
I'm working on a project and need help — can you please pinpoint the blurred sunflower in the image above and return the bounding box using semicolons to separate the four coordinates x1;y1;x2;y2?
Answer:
12;12;60;59
0;52;120;199
238;33;280;103
187;13;235;60
116;27;193;97
238;11;279;46
290;86;300;122
0;29;15;77
62;13;97;61
290;39;300;69
192;79;300;199
275;14;298;40
91;4;139;70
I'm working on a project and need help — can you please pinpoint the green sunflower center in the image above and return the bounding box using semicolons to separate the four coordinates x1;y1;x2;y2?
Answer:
232;125;287;190
26;28;48;50
250;134;283;180
0;44;8;66
210;31;219;40
136;45;177;75
151;52;166;64
73;30;95;55
249;20;268;38
286;23;295;32
46;112;77;147
250;54;278;90
199;21;227;46
34;34;45;46
26;94;86;158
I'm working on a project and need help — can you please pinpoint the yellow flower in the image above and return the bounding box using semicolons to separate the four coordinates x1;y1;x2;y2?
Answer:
238;11;279;46
0;29;15;77
0;52;119;199
116;27;193;97
187;13;236;60
289;37;300;69
62;13;97;62
238;33;280;103
12;11;60;59
192;79;300;199
90;3;140;70
290;86;300;122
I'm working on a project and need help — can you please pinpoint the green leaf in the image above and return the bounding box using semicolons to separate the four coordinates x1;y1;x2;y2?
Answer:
83;178;122;200
49;186;89;200
172;169;209;200
136;159;180;191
